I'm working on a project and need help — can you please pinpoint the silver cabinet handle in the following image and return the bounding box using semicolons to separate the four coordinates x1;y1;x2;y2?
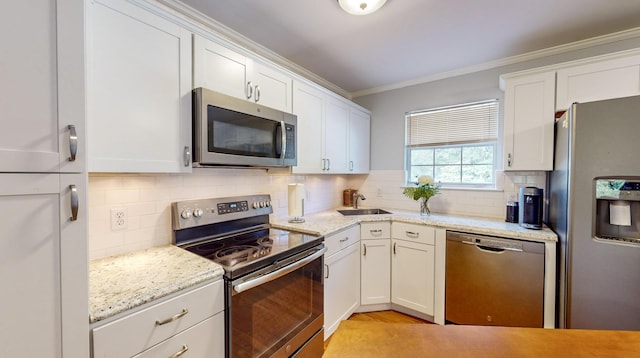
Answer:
69;185;78;221
325;263;329;279
155;308;188;326
406;231;419;238
246;81;253;99
349;160;354;171
370;229;382;234
68;125;77;162
393;242;397;255
326;158;331;171
363;243;367;256
254;85;260;102
507;153;512;167
183;146;191;167
169;345;189;358
322;158;327;171
339;237;349;243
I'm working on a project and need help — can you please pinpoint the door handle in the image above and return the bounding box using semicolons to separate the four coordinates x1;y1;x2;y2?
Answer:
363;243;367;256
254;85;261;102
183;146;191;167
69;185;78;221
68;125;77;162
246;81;253;99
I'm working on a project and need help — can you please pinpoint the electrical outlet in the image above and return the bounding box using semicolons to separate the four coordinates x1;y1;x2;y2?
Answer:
111;208;128;231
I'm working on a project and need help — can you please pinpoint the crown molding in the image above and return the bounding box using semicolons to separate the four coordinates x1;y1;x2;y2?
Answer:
155;0;351;99
351;27;640;98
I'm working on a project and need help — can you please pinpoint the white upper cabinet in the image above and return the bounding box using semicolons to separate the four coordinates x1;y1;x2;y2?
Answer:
501;71;556;171
193;35;292;113
292;81;325;173
323;96;350;173
0;0;85;173
556;52;640;110
87;0;192;173
348;108;371;173
292;80;370;174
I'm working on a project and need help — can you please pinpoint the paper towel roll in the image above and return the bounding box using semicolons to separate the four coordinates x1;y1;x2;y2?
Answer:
288;183;306;218
610;201;632;226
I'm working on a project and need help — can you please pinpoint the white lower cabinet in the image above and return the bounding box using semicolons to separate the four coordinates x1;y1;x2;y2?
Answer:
324;226;361;339
91;280;224;358
391;239;435;316
360;222;391;305
391;223;436;316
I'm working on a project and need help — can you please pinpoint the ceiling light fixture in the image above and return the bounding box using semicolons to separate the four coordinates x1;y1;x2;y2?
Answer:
337;0;387;15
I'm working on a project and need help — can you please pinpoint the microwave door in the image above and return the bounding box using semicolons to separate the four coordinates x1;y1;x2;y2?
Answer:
274;121;286;165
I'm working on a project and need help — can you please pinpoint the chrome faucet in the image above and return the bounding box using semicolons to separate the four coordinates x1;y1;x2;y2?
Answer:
353;193;366;209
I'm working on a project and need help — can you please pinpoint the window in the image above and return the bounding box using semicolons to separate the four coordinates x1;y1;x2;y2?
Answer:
405;100;498;187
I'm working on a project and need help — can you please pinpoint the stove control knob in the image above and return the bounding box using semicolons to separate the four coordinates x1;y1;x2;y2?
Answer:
260;201;266;208
265;201;271;207
181;209;193;219
193;208;204;218
252;202;260;209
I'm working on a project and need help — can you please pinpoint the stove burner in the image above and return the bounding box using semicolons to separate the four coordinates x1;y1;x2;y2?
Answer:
257;237;273;246
188;241;224;255
214;244;272;267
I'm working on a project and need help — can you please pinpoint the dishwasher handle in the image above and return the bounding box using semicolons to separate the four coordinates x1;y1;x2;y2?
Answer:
462;240;523;252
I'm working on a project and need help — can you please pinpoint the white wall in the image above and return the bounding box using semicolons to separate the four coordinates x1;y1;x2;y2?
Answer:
348;170;545;219
88;169;349;260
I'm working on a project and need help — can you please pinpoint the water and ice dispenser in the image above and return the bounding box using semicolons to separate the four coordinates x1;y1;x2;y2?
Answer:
595;178;640;244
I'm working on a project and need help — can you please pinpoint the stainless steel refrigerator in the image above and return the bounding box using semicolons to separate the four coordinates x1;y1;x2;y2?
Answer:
547;95;640;330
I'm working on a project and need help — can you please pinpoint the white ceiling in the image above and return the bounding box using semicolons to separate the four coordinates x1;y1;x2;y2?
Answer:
177;0;640;96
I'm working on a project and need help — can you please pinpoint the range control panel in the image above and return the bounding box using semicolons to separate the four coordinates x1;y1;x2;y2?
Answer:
172;194;273;229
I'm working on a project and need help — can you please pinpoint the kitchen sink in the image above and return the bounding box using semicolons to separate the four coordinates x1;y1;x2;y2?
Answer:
337;208;392;216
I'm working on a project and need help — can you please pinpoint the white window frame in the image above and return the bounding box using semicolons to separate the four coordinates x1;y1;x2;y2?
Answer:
405;99;499;189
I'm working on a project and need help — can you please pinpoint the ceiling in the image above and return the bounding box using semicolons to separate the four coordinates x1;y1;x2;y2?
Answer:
177;0;640;96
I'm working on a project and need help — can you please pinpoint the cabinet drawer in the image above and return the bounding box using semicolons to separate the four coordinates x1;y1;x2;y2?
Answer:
92;280;223;358
324;225;360;257
361;221;391;240
132;313;224;358
392;222;435;245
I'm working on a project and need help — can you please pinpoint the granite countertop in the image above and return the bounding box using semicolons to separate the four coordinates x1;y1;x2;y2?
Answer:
271;207;557;243
89;245;224;324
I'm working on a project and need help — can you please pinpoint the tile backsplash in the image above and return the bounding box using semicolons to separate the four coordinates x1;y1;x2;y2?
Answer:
88;168;545;260
347;170;546;219
88;168;349;260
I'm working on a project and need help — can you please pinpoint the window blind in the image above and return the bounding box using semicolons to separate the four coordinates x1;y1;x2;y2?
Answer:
406;100;498;147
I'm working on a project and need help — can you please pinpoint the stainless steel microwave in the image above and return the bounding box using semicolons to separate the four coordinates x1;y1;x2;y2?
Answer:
193;87;297;167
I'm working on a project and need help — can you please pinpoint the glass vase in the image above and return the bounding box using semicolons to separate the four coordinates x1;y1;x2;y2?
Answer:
420;197;430;216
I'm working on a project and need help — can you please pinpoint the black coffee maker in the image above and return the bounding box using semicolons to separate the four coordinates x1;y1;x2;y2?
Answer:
519;187;543;229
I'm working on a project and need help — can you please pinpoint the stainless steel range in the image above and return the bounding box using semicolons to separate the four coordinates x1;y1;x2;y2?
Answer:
172;194;325;357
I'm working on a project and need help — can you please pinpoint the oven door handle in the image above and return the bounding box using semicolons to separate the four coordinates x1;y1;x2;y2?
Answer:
233;247;327;294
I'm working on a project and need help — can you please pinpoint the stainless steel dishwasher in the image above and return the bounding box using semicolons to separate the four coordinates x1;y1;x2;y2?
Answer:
445;231;545;327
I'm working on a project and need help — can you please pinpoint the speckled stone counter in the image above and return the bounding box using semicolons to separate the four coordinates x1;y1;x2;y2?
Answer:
89;245;224;324
271;207;557;242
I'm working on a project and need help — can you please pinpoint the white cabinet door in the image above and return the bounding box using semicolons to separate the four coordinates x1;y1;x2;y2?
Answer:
193;35;250;101
391;239;435;316
361;239;391;305
87;0;192;173
193;35;292;113
292;81;325;173
556;53;640;110
0;0;85;173
324;242;360;339
348;108;371;174
0;173;88;358
502;71;555;171
248;60;293;113
323;96;350;173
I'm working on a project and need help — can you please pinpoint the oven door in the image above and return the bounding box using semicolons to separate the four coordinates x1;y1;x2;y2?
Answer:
227;245;325;358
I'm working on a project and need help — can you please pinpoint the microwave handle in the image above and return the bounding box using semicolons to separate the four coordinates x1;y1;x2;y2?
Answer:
279;121;287;160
